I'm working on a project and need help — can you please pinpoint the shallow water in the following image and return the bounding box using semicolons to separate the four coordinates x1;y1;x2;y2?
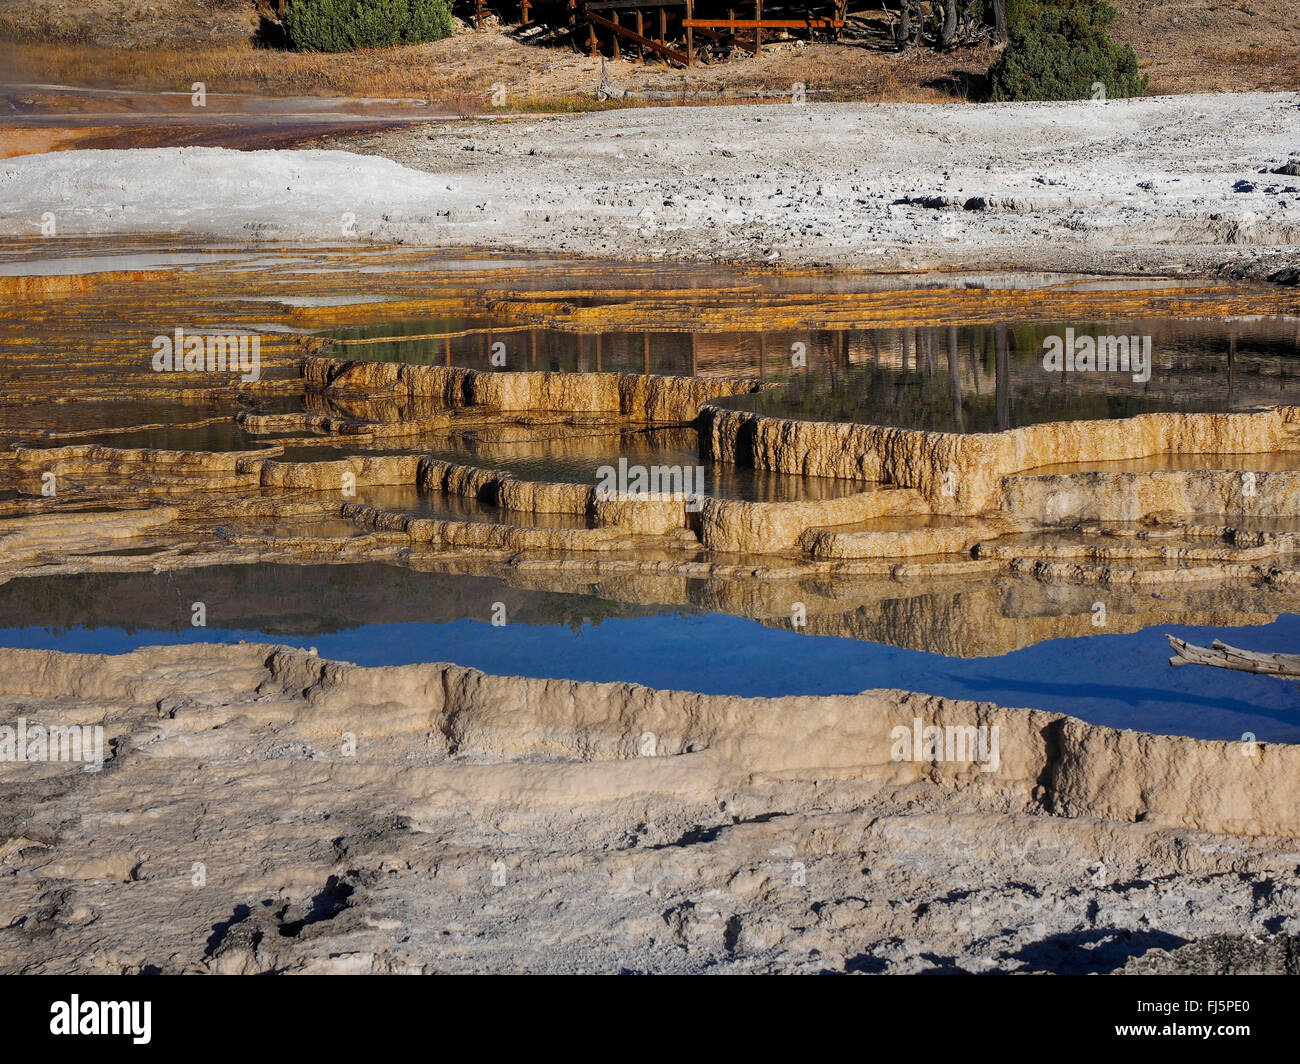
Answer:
5;254;1299;748
277;428;867;503
0;564;1295;744
2;396;312;446
321;325;714;376
320;315;1300;431
712;319;1300;431
352;485;593;529
33;421;270;453
0;399;237;436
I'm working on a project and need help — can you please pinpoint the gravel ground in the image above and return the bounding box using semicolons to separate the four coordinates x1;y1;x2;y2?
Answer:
2;92;1298;278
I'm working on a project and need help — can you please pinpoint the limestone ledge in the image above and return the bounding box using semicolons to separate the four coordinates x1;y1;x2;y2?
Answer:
340;503;643;553
238;410;459;439
2;642;1295;838
1002;468;1300;525
802;516;1032;561
695;488;926;554
301;357;762;422
700;404;1298;514
8;419;1300;568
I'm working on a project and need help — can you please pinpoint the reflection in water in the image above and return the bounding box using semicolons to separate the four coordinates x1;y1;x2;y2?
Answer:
375;428;864;502
0;564;1295;744
323;322;707;376
37;421;268;453
323;316;1299;432
279;428;864;503
715;319;1300;431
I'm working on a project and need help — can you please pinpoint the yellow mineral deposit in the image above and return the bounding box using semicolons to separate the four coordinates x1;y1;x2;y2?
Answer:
2;245;1299;975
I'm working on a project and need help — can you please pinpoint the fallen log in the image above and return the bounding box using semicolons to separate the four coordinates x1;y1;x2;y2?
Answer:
1167;635;1300;678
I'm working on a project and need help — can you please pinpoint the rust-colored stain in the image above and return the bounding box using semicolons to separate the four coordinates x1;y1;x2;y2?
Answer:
2;240;1297;410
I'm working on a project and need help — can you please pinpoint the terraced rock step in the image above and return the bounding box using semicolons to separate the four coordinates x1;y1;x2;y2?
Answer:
2;642;1299;974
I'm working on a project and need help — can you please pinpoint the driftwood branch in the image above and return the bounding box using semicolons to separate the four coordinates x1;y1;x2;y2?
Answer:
1167;635;1300;678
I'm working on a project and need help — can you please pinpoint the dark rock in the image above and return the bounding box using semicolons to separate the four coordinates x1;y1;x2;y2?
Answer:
894;194;955;210
1121;933;1300;975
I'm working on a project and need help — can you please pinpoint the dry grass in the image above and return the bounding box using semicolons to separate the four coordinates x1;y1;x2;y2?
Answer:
0;1;1294;115
0;30;991;111
1112;0;1299;94
0;40;482;100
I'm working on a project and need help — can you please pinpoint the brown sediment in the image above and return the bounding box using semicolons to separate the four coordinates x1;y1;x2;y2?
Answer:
3;241;1298;408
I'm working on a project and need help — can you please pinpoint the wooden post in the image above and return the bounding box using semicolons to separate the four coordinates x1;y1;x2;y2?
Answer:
658;6;667;54
685;0;694;65
521;0;530;25
635;10;644;62
567;0;576;28
445;335;451;367
588;11;689;65
754;0;761;56
612;12;621;58
589;21;598;56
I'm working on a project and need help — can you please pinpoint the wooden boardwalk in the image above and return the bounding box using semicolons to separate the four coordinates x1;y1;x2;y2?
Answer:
477;0;849;65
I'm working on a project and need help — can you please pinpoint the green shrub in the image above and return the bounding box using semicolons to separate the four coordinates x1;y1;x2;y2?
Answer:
282;0;454;52
1003;0;1043;28
988;0;1147;102
979;0;1046;35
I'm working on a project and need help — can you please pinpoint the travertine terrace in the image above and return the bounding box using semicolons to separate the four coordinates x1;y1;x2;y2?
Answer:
2;243;1299;974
